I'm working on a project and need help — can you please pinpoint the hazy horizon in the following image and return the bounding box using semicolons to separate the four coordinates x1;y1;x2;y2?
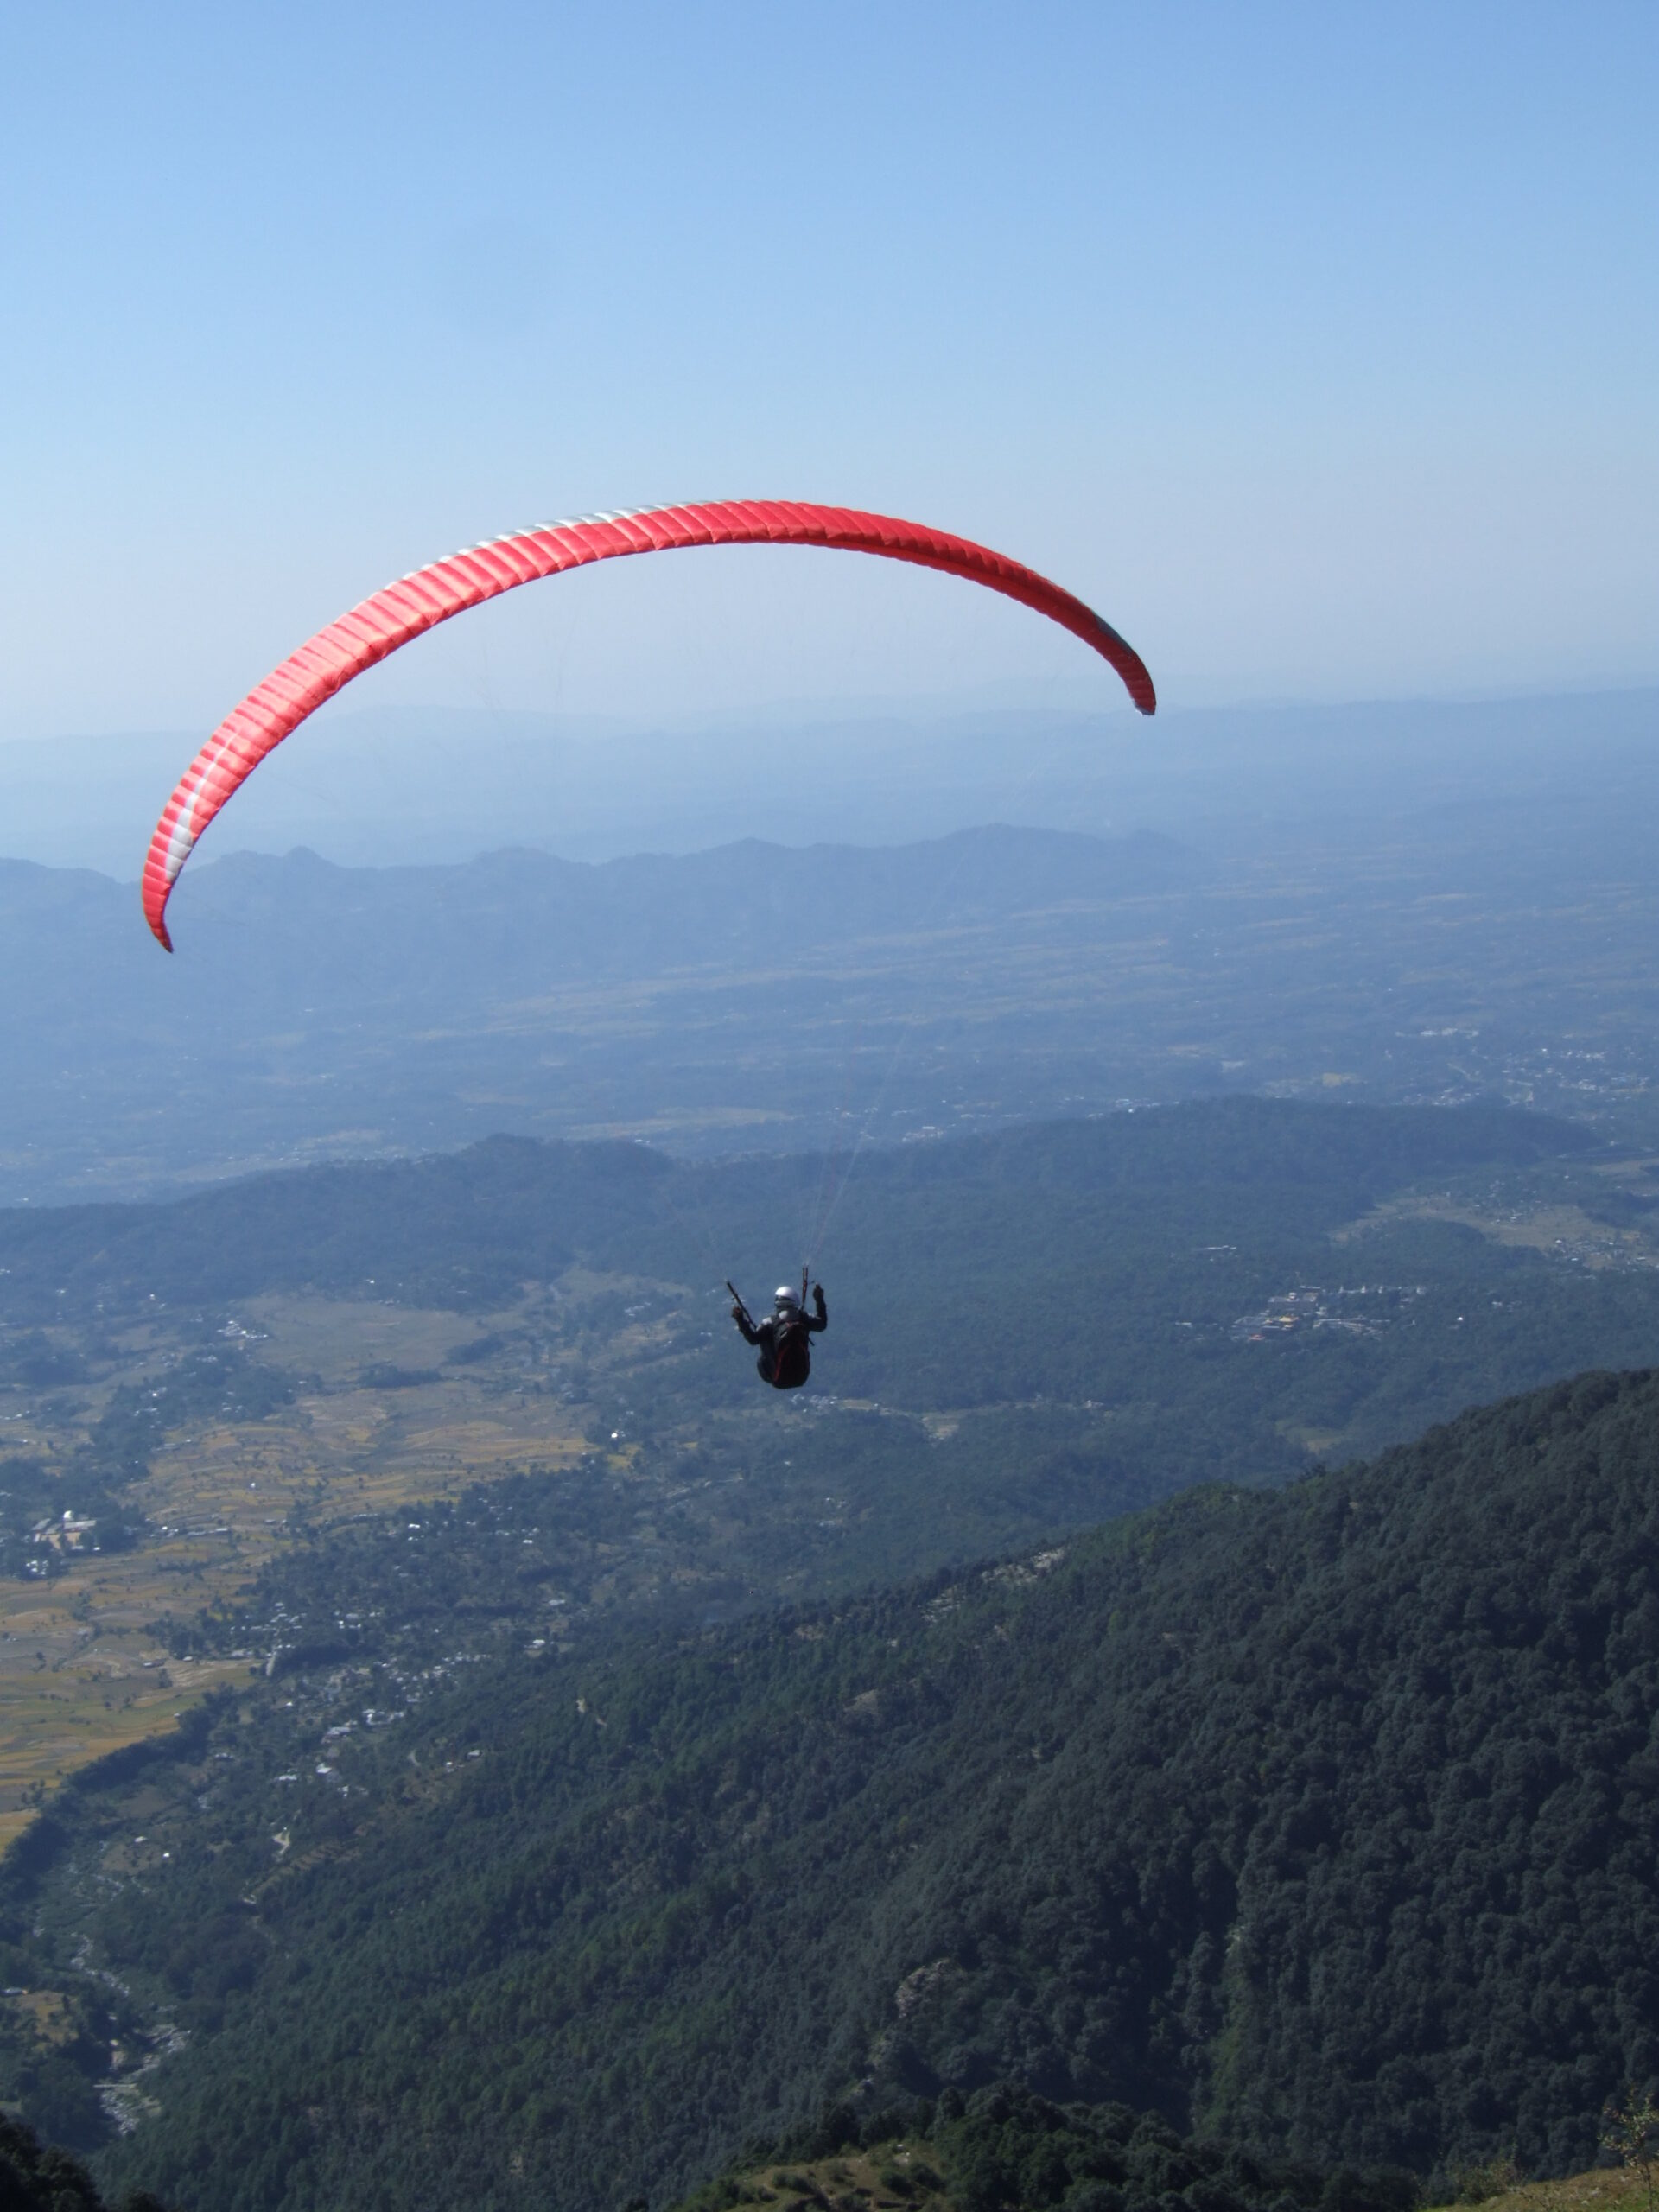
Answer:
2;682;1653;880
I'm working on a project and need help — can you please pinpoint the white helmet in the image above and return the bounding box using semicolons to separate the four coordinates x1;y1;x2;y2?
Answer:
774;1285;801;1309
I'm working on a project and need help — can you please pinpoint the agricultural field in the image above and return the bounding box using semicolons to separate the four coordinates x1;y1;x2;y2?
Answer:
6;1097;1659;1851
0;1291;595;1847
1345;1151;1659;1272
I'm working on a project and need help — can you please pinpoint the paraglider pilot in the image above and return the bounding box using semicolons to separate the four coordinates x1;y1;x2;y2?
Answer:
730;1280;827;1390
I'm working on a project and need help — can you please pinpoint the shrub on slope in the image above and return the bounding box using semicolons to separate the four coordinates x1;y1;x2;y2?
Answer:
0;2109;162;2212
671;2082;1420;2212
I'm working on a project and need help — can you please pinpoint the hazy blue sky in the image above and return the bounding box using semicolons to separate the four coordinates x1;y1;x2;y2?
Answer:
1;1;1653;744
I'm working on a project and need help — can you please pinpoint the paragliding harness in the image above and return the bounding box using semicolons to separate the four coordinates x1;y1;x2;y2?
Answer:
770;1286;813;1390
729;1271;816;1391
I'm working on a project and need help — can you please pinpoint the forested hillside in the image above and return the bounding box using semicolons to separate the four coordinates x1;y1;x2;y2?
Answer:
5;1367;1659;2210
0;1094;1584;1327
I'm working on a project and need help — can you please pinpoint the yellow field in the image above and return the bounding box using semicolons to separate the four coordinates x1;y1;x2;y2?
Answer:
1338;1158;1659;1274
1479;2167;1655;2212
0;1290;595;1851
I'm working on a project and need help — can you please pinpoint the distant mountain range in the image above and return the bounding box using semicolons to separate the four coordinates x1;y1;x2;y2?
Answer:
0;824;1199;1200
2;687;1654;874
0;684;1654;1205
3;747;1659;1205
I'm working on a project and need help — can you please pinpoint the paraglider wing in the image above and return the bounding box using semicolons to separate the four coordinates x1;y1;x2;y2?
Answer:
141;499;1156;949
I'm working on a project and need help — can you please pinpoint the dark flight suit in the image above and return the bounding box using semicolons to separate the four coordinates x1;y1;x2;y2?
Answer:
734;1286;828;1389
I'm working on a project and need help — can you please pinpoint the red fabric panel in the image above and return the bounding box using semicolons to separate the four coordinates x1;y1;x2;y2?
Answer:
142;500;1155;947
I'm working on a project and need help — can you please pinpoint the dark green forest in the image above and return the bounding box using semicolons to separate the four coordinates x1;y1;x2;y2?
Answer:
0;1096;1595;1342
5;1367;1659;2210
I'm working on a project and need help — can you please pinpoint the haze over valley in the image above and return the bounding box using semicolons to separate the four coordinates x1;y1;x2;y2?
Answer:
3;693;1658;2212
3;687;1656;1204
2;6;1656;2209
4;679;1659;2211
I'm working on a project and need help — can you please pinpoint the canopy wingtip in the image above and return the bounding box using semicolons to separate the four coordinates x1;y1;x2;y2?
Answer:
142;883;175;952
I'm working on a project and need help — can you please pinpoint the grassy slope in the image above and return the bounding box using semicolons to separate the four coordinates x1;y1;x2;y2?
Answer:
666;2147;1659;2212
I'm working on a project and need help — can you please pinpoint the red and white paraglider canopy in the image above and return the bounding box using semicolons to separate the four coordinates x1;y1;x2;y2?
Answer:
142;499;1156;948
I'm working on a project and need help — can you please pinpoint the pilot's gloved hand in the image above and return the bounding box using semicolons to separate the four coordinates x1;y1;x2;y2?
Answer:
811;1282;826;1313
